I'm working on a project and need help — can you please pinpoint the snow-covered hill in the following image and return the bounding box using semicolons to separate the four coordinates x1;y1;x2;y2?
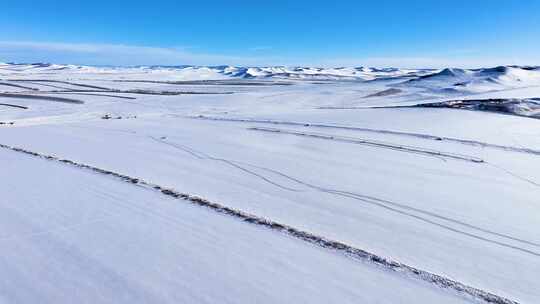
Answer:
2;63;539;91
0;62;428;81
400;66;540;93
216;66;424;80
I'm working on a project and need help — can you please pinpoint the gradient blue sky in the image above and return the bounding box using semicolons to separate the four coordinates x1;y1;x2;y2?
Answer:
1;0;539;67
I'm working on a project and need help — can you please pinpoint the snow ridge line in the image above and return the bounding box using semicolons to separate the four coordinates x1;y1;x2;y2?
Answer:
0;143;519;304
248;127;484;163
190;115;540;156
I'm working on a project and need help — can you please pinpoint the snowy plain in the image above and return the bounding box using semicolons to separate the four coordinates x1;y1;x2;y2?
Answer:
0;63;539;303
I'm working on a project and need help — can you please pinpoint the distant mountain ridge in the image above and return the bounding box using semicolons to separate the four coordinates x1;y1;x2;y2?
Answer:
401;65;540;93
1;63;539;91
0;62;430;80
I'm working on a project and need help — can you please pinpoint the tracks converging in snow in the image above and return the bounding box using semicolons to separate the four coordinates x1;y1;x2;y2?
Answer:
148;136;305;192
0;142;522;304
248;126;484;163
147;136;540;256
190;115;540;156
246;126;540;188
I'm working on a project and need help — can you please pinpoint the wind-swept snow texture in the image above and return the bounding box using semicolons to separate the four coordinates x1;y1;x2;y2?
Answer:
1;63;540;303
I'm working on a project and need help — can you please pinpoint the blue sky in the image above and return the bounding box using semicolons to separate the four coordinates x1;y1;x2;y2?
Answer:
1;0;539;67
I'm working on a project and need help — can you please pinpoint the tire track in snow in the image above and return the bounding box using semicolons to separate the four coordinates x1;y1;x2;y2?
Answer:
248;126;484;163
486;163;540;188
0;142;521;304
148;136;304;192
189;115;540;157
236;162;540;249
249;126;540;189
150;137;540;252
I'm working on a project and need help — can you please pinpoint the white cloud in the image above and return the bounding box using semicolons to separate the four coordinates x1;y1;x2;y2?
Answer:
0;40;537;68
0;41;273;66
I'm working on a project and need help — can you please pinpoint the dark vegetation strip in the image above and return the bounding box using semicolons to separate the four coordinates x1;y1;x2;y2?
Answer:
8;79;113;90
112;79;294;86
38;89;233;96
0;82;39;91
5;80;235;95
414;99;540;120
363;88;402;98
366;98;540;120
115;89;234;95
25;81;75;90
35;92;137;100
0;142;519;304
0;103;28;109
0;93;83;104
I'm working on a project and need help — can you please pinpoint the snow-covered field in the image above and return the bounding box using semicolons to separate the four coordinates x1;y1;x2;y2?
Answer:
1;63;539;303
